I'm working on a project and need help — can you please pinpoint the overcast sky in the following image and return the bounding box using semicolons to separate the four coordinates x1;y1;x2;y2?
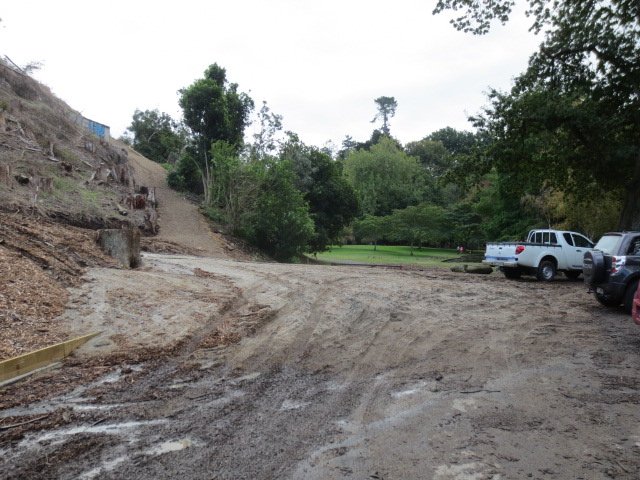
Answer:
1;1;540;148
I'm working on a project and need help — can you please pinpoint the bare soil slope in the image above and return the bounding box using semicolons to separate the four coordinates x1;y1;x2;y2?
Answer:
124;145;248;260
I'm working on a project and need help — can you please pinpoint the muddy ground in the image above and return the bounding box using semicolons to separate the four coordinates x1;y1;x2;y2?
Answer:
2;253;640;479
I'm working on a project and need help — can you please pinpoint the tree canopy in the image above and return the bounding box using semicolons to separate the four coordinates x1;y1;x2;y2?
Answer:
343;136;423;216
282;135;359;252
126;109;185;164
434;0;640;229
371;96;398;136
179;63;254;155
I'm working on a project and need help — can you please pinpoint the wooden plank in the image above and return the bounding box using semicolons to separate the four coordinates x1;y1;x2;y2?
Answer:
0;332;100;383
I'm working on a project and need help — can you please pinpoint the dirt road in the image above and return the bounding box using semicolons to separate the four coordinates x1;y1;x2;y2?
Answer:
2;253;640;479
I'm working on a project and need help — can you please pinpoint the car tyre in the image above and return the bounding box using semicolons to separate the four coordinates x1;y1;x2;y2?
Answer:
623;279;639;314
595;291;619;308
536;259;556;281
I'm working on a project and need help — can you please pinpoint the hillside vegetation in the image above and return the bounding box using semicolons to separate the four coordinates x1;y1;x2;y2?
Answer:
0;60;150;356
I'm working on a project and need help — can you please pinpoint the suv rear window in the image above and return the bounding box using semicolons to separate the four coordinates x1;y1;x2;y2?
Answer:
594;235;622;255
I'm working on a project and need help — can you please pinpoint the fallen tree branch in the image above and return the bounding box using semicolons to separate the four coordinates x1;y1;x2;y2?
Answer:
0;414;50;430
460;389;501;394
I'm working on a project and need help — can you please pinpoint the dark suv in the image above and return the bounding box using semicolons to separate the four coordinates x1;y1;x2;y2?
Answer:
583;232;640;313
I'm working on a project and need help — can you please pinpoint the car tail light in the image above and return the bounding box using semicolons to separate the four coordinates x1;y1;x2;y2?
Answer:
515;245;525;255
611;256;626;274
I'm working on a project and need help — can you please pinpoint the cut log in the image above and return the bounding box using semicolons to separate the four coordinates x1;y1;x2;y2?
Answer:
97;226;140;268
451;264;493;274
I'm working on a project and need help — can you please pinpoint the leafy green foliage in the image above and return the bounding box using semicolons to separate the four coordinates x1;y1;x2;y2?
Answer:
353;215;385;248
282;135;359;253
371;96;398;135
179;64;254;153
242;160;314;261
173;64;254;203
386;204;447;248
248;101;283;161
343;136;423;216
126;109;185;164
434;0;640;229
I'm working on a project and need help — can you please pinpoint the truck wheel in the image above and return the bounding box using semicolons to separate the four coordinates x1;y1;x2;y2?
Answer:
502;267;522;279
595;291;620;308
536;260;556;281
583;250;605;286
565;271;581;280
623;279;639;314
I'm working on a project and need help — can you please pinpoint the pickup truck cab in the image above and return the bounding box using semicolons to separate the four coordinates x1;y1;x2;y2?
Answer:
483;229;594;281
583;232;640;313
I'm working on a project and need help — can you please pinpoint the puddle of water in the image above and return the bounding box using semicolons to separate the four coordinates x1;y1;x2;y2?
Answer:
79;455;128;480
452;397;477;413
145;438;199;455
21;419;167;447
71;403;126;412
390;381;428;399
434;462;492;480
232;372;261;383
77;437;201;478
280;399;310;411
1;365;147;419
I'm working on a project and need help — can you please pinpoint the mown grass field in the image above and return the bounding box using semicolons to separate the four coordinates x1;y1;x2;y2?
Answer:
310;245;480;268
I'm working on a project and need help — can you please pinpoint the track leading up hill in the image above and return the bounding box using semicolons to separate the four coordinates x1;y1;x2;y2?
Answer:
123;145;236;259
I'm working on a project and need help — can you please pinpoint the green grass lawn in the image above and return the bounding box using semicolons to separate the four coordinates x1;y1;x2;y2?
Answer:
309;245;479;269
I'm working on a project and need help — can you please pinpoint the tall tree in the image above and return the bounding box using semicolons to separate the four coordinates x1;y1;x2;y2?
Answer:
179;64;254;153
242;160;314;261
248;101;283;161
371;96;398;136
126;109;185;164
343;136;423;216
174;64;254;201
282;135;359;252
433;0;640;229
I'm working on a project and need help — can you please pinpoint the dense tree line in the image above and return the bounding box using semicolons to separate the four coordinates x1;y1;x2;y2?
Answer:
127;6;638;261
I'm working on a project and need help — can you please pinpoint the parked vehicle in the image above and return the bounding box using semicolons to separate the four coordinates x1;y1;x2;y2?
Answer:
632;282;640;325
583;231;640;313
483;229;594;281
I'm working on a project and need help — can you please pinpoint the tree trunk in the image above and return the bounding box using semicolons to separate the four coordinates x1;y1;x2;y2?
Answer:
97;226;141;268
618;153;640;230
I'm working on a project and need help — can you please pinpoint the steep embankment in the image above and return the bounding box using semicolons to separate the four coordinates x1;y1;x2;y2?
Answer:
123;145;243;259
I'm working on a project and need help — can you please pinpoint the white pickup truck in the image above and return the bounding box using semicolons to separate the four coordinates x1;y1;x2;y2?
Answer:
483;229;594;281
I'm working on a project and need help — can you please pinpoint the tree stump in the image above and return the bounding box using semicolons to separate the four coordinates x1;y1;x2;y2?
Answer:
0;164;12;185
97;226;140;268
37;176;53;193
